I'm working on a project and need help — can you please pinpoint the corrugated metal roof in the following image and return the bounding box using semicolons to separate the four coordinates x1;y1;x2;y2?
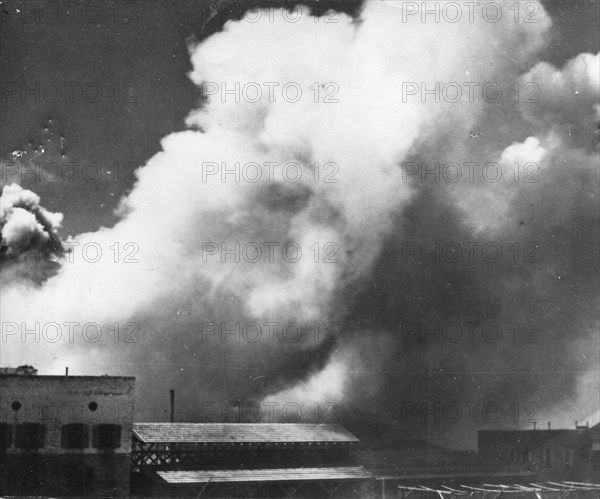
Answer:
133;423;359;444
156;466;373;484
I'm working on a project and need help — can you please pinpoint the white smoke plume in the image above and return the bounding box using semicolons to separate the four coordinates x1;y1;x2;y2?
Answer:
2;0;548;343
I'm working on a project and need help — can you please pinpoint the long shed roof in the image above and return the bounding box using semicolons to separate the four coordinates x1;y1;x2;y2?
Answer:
132;423;359;444
156;466;372;484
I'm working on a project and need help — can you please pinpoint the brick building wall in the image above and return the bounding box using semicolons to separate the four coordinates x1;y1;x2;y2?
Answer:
0;374;135;497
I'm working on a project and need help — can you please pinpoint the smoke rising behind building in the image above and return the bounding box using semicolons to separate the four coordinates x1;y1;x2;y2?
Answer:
1;0;598;450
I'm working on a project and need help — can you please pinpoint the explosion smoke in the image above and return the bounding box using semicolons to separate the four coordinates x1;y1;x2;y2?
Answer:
1;1;598;447
1;183;63;260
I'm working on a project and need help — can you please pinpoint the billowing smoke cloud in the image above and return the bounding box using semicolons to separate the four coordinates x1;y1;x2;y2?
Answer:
1;1;597;448
1;183;63;258
1;184;64;283
520;52;599;151
342;39;599;446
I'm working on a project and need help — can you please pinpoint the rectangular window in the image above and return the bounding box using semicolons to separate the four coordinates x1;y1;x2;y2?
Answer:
61;423;89;449
15;423;45;449
93;424;121;449
0;423;12;448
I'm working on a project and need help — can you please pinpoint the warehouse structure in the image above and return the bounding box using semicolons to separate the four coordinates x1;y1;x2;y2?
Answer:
131;422;373;497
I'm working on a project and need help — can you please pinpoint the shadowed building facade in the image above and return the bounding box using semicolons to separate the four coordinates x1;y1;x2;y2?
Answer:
0;370;136;497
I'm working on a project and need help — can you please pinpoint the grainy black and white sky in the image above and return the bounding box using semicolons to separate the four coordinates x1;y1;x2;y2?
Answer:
1;0;599;449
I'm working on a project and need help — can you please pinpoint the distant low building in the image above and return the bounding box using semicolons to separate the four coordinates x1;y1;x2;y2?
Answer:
478;419;600;483
0;370;136;497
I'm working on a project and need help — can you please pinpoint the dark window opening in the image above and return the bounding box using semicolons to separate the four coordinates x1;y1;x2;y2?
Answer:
15;423;45;449
93;424;121;449
0;423;13;448
11;401;21;411
61;423;89;449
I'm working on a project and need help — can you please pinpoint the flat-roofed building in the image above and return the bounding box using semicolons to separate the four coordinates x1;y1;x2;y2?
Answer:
0;371;136;497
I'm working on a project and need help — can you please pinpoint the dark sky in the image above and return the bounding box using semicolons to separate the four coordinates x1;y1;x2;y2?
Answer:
1;0;598;237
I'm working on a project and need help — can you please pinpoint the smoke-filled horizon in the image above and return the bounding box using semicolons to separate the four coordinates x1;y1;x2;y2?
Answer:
1;0;598;450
